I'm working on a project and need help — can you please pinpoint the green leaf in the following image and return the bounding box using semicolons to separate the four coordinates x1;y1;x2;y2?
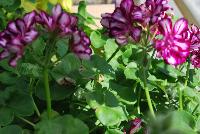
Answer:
32;37;45;56
86;89;128;126
51;53;81;81
96;106;127;126
109;82;137;105
82;55;114;76
196;116;200;131
0;107;14;126
0;72;17;85
3;0;21;12
105;129;123;134
35;81;73;101
124;67;138;80
7;89;34;116
85;90;119;109
18;63;42;78
56;38;69;57
165;111;196;134
156;61;184;78
90;31;106;48
0;125;22;134
0;0;15;7
78;1;95;25
35;115;89;134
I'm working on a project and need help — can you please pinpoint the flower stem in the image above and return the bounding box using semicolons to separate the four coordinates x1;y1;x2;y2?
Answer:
31;96;41;117
179;59;190;110
29;79;41;117
137;86;141;115
107;46;120;63
16;116;35;127
142;66;156;118
43;68;52;119
179;87;183;110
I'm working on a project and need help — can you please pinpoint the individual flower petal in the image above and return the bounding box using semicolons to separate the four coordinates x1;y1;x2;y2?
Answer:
131;27;142;42
58;13;70;27
71;30;92;59
52;4;62;22
112;8;127;23
101;13;112;28
24;29;38;43
131;9;143;22
173;18;188;35
23;11;36;29
120;0;134;15
158;18;172;35
7;21;19;34
0;50;9;59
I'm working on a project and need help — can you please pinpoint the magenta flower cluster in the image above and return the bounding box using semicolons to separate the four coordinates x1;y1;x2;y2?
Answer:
101;0;170;45
102;0;200;67
0;4;92;67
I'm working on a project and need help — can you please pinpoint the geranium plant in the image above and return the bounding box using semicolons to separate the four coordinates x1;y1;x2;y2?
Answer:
0;0;200;134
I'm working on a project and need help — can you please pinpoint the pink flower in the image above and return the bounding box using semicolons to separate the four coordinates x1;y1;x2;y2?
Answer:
0;11;38;67
155;18;190;65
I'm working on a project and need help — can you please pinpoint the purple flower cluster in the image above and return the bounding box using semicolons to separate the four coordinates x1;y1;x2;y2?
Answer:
101;0;142;45
101;0;171;46
0;4;92;67
36;4;92;60
0;11;38;67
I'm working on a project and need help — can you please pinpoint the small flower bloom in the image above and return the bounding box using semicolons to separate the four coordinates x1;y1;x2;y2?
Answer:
36;4;77;35
101;0;142;45
184;24;200;68
0;11;38;67
155;18;190;65
124;118;142;134
191;49;200;68
133;0;171;27
70;30;92;60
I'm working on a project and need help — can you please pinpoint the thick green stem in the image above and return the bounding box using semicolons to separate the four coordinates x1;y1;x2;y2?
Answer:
179;87;183;110
107;47;120;63
142;66;156;118
43;68;52;119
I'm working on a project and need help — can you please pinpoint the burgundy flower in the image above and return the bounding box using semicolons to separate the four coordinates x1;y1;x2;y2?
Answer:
0;11;38;67
155;18;190;65
36;4;77;35
101;0;142;45
191;49;200;68
143;0;171;25
70;30;92;60
124;118;142;134
184;24;200;68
